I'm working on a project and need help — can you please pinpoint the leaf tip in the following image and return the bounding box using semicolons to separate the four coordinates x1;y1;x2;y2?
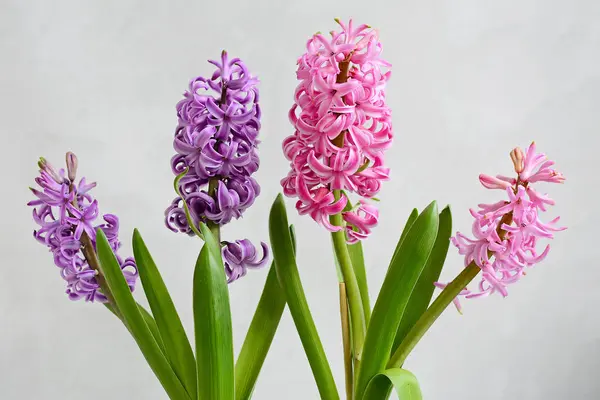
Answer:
423;200;439;215
275;192;285;204
95;227;106;240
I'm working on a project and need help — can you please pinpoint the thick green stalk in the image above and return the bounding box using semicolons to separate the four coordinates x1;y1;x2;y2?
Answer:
330;193;366;365
339;283;353;400
388;262;480;368
347;242;371;324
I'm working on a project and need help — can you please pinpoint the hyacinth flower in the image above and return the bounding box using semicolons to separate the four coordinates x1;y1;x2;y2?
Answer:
281;15;391;358
385;142;566;374
267;19;400;400
282;19;392;242
433;142;566;312
165;51;268;282
28;152;138;302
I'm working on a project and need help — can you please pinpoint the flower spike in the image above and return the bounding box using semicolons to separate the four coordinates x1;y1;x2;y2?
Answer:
282;19;391;242
164;52;268;282
440;143;566;310
29;153;138;302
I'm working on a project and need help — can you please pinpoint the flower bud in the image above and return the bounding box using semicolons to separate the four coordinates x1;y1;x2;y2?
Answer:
510;147;525;174
66;152;78;182
38;157;63;183
479;174;512;190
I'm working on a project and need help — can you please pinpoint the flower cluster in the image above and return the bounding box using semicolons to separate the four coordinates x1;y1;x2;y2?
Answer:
441;143;565;310
28;154;138;302
165;51;261;232
165;51;267;282
281;19;392;242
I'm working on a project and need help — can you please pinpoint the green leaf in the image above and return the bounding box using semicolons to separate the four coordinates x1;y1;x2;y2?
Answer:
132;229;197;399
354;202;439;399
95;229;190;400
392;206;452;352
362;368;422;400
104;302;168;356
234;263;286;400
269;194;339;400
235;226;295;400
194;223;234;400
138;303;168;355
348;241;371;323
289;224;297;253
392;208;419;261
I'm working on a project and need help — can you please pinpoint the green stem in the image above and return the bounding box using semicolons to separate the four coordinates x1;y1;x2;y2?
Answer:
207;179;221;243
330;191;366;366
339;283;353;400
388;262;480;368
80;232;120;315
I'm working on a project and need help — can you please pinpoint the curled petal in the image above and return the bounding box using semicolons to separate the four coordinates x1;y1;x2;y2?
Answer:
222;240;269;283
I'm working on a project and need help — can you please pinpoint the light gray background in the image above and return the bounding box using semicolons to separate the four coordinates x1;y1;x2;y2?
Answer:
2;0;599;399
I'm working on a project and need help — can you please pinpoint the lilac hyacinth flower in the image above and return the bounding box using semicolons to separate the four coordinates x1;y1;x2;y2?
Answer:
29;153;138;302
222;240;269;283
166;51;261;232
165;51;268;282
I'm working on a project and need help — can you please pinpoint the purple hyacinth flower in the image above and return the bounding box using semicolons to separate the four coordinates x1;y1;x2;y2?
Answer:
66;200;99;240
29;154;138;302
165;51;268;282
166;51;261;230
222;240;269;283
199;139;254;178
206;98;255;141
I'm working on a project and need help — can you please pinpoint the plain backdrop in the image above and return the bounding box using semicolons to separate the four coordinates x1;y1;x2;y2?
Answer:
2;0;599;399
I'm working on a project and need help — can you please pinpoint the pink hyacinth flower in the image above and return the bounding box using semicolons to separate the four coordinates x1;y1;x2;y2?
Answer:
281;19;392;242
343;200;379;244
295;175;347;232
440;142;566;310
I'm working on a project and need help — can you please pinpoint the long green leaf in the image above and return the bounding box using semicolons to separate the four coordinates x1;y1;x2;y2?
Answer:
104;302;168;356
354;202;439;399
132;229;197;399
234;226;295;400
347;241;371;323
269;194;339;400
234;263;286;400
392;208;419;261
138;304;168;355
194;223;234;400
95;229;190;400
362;368;422;400
392;206;452;352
